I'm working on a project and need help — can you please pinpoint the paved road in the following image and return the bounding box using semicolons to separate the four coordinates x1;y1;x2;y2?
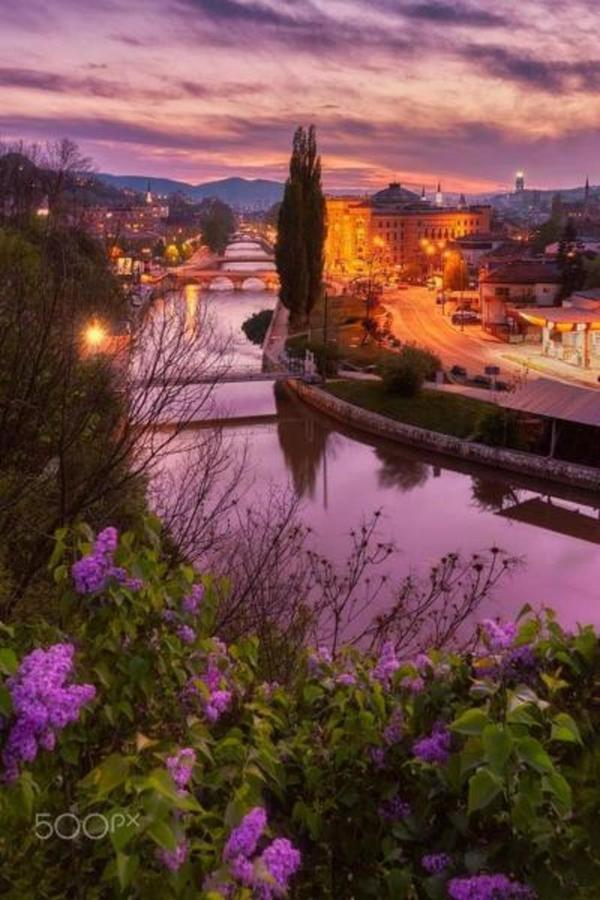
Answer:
382;287;520;379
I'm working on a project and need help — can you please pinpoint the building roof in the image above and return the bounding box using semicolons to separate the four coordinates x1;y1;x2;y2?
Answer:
481;261;561;285
499;378;600;427
516;306;600;326
372;182;422;208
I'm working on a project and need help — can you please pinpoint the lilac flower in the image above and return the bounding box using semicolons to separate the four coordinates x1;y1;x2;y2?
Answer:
230;855;255;885
307;645;332;674
422;853;451;875
223;807;267;862
166;748;196;792
482;619;517;651
336;672;356;686
184;642;234;723
182;583;204;615
383;709;403;745
205;689;233;723
501;645;537;681
71;527;142;594
258;681;281;699
176;625;196;644
401;675;425;694
448;873;536;899
156;839;189;872
378;793;410;823
413;723;452;765
255;838;301;898
372;641;400;686
369;746;386;769
415;653;433;673
2;644;95;781
162;609;178;624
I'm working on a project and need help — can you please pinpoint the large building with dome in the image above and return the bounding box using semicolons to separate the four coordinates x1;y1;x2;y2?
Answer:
325;182;492;276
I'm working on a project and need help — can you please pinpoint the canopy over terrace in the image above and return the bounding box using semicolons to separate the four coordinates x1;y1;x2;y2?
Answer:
498;377;600;457
515;305;600;369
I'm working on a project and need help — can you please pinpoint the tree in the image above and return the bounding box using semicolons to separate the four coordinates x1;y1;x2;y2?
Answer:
276;126;326;329
200;199;236;254
443;250;468;291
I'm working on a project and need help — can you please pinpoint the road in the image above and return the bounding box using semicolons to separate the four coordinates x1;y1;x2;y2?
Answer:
382;287;521;380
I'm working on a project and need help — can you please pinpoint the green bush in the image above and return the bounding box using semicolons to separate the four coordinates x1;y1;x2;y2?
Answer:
241;308;274;346
382;359;424;397
1;525;600;898
476;407;523;448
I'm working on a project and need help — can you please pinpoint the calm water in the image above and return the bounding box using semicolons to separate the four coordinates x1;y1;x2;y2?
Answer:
157;243;600;633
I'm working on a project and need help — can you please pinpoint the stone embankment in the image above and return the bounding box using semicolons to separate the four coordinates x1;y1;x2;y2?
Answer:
286;379;600;492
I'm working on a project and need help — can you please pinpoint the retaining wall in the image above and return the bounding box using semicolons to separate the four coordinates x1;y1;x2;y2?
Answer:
286;379;600;493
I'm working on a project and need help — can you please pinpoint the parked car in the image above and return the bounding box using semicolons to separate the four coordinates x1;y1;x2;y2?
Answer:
451;310;480;325
472;374;492;388
450;364;468;379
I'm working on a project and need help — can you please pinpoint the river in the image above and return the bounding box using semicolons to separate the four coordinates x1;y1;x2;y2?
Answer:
156;240;600;635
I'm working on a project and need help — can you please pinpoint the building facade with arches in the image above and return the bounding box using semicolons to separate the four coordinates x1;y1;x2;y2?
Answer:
325;183;491;276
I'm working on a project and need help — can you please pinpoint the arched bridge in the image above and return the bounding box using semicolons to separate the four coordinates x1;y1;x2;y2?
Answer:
148;269;280;293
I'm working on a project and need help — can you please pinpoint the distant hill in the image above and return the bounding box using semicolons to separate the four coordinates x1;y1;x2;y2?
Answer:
97;174;284;208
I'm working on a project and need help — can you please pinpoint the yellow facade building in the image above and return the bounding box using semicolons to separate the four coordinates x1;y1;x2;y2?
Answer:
325;183;491;277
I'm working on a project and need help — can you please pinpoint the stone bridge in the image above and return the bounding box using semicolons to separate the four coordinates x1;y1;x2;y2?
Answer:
148;269;280;293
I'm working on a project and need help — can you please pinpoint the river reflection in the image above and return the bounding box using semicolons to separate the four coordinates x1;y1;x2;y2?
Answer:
154;242;600;634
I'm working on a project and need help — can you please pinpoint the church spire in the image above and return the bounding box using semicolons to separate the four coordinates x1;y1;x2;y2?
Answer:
435;181;443;207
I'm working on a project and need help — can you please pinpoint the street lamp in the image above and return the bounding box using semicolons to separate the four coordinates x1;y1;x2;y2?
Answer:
84;320;107;352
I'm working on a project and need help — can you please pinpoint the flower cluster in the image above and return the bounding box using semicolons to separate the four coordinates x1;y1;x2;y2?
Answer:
413;723;452;765
156;839;189;872
166;747;196;793
222;807;301;898
383;708;403;746
482;619;517;651
2;643;96;781
184;640;233;724
448;873;535;899
422;853;452;875
378;792;410;823
181;582;204;615
71;527;142;594
372;641;400;686
307;645;332;675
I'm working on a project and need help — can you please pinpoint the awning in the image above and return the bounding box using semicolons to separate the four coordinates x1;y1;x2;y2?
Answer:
515;306;600;331
498;378;600;427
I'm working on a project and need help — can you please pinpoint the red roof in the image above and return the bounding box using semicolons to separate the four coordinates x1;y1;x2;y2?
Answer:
481;261;561;285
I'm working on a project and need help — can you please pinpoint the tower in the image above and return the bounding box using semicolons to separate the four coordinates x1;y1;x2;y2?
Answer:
145;180;153;205
421;186;427;202
435;181;443;207
585;176;590;208
515;171;525;193
458;193;466;209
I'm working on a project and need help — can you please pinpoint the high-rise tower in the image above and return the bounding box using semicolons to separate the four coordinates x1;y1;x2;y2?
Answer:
515;171;525;193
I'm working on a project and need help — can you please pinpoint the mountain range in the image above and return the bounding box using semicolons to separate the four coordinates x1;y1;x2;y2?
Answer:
97;174;284;208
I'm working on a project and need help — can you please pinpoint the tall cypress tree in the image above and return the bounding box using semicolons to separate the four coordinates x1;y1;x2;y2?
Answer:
276;126;326;330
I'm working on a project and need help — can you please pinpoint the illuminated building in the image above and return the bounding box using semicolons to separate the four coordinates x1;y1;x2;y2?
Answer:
515;171;525;192
325;182;491;276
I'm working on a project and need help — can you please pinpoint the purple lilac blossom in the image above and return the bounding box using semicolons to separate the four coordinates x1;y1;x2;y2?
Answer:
372;641;400;686
156;839;189;872
482;619;517;651
369;746;386;769
255;838;302;898
401;675;425;693
2;643;96;781
182;583;204;615
166;748;196;792
71;527;142;594
413;723;452;765
378;793;410;822
448;873;536;899
176;625;196;644
223;807;267;862
230;855;255;885
415;653;432;673
383;709;403;745
336;672;356;686
307;645;332;674
422;853;451;874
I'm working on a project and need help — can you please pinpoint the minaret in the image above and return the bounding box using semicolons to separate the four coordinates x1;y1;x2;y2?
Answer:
435;181;443;207
421;186;427;202
584;176;590;210
145;180;153;205
458;193;466;209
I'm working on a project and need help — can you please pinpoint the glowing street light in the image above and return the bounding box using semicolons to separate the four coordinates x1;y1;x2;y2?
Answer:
84;320;107;351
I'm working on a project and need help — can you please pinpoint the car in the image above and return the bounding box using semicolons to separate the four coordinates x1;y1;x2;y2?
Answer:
451;310;480;325
472;374;492;388
450;365;467;379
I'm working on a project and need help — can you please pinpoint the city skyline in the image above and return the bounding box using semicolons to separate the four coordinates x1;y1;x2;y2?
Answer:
1;0;600;190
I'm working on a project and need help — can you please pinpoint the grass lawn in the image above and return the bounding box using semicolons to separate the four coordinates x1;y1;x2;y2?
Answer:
325;381;495;439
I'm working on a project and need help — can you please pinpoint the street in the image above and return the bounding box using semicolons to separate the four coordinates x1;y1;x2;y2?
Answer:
382;286;517;380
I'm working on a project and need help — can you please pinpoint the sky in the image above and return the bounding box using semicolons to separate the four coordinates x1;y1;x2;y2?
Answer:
1;0;600;192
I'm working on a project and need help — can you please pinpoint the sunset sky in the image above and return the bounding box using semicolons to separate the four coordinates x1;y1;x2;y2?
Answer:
1;0;599;192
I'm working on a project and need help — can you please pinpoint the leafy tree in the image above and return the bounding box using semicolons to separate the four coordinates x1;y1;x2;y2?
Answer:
200;199;236;254
443;251;468;291
557;220;585;298
276;126;326;329
583;255;600;289
241;308;273;345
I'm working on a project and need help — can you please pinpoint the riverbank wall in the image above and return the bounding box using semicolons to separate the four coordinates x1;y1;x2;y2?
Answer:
262;299;289;371
286;379;600;493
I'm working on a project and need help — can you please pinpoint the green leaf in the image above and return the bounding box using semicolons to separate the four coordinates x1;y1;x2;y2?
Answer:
482;724;513;773
543;770;572;815
551;713;582;745
0;648;18;675
82;754;130;799
516;737;554;773
116;852;139;891
467;767;503;814
451;708;489;735
147;819;177;851
574;628;597;664
0;684;12;715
